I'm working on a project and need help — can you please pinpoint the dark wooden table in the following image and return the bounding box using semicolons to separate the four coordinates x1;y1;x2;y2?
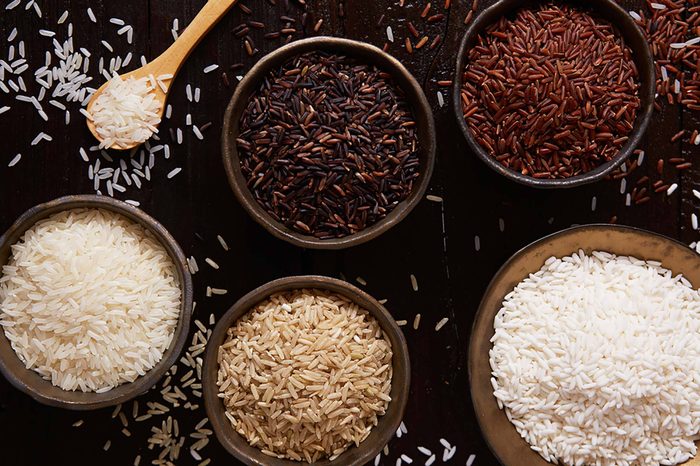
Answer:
0;0;695;465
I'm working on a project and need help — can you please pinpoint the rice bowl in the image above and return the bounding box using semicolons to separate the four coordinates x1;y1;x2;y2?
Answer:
0;195;192;409
0;207;181;392
203;275;410;466
469;225;700;466
491;250;700;466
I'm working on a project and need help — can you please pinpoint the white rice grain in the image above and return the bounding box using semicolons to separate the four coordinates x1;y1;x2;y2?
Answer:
216;235;229;251
8;153;21;167
435;318;448;331
410;274;418;291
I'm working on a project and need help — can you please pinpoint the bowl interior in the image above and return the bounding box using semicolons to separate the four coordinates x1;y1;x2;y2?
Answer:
469;224;700;466
203;275;410;466
0;195;193;410
222;36;436;249
453;0;655;188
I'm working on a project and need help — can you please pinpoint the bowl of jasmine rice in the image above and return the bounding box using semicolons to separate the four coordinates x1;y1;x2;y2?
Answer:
0;195;192;409
470;224;700;466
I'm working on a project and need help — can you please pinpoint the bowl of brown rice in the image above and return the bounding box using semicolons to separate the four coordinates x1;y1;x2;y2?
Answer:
0;195;193;409
202;275;410;465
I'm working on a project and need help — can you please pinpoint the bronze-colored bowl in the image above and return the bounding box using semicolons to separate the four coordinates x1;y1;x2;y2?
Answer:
452;0;655;188
469;224;700;466
222;36;436;249
203;275;410;466
0;195;193;410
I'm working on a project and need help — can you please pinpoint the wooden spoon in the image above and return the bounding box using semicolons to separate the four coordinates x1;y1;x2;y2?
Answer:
86;0;237;150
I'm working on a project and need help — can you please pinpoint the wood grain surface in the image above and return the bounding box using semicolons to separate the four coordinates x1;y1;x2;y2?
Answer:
0;0;694;465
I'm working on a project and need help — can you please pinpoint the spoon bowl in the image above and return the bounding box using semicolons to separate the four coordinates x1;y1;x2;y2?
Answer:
85;0;237;150
86;63;170;150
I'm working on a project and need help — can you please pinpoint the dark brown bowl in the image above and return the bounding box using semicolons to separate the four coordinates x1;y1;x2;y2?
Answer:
0;195;193;410
453;0;655;188
222;36;436;249
469;224;700;466
203;275;410;466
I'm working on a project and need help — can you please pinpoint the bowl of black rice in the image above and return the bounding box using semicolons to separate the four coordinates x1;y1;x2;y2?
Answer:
222;36;436;249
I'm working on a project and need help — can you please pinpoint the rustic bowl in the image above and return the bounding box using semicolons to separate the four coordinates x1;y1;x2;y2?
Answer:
469;224;700;466
222;36;436;249
453;0;655;188
0;195;193;410
203;275;411;466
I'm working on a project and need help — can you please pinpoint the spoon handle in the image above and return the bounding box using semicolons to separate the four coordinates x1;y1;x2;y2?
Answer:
154;0;238;76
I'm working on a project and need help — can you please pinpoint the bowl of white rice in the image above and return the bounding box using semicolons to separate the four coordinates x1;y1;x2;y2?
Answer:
0;195;193;410
470;224;700;466
202;275;410;466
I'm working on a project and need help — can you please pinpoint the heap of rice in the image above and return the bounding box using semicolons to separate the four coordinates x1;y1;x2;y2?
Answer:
490;250;700;466
216;289;393;463
0;208;181;393
87;74;162;149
